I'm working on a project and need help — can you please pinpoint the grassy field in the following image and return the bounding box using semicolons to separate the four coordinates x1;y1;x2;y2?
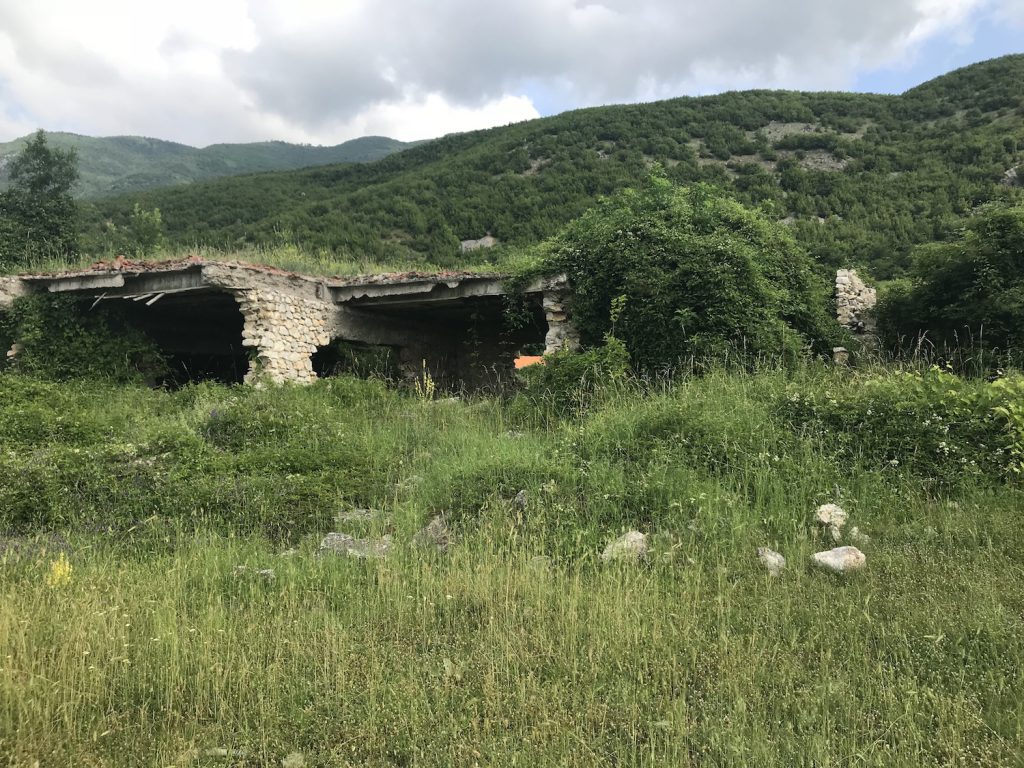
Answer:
1;366;1023;766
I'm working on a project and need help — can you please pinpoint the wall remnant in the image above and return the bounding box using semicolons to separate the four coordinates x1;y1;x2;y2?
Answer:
236;289;335;384
835;269;876;334
460;234;498;253
542;282;580;354
0;276;28;310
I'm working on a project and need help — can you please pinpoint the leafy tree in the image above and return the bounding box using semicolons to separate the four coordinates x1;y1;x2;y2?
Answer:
536;173;841;370
0;130;79;270
877;201;1024;366
101;203;165;256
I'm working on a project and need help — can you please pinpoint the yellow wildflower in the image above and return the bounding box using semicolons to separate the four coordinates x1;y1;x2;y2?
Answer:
45;552;72;589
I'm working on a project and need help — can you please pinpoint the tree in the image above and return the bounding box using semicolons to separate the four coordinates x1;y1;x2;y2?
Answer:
537;172;841;370
877;201;1024;367
0;130;79;271
102;203;165;256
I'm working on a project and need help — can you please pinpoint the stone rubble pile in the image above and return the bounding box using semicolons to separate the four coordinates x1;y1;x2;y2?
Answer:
835;269;877;333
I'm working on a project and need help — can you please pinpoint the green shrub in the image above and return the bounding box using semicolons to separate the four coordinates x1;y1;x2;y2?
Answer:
532;174;841;371
778;367;1024;485
877;202;1024;369
513;335;630;417
3;293;167;382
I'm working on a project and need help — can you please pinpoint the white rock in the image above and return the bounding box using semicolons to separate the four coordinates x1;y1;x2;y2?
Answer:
756;547;786;576
318;532;391;559
601;530;648;563
815;503;848;529
812;546;866;574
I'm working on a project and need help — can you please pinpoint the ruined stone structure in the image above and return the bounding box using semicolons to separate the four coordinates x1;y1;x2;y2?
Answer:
832;268;877;363
0;257;578;387
835;269;876;333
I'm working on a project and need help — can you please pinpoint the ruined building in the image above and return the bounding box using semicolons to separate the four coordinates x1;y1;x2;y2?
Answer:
1;257;875;384
0;257;579;387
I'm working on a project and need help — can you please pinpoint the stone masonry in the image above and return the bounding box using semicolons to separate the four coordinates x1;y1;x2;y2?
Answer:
835;269;876;333
542;281;580;354
235;288;336;385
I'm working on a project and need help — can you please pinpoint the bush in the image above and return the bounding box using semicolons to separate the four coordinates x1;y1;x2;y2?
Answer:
3;293;167;382
534;174;840;371
513;335;631;417
877;202;1024;369
778;367;1024;486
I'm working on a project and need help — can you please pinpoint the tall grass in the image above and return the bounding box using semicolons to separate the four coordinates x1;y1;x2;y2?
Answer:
5;242;512;279
1;365;1023;765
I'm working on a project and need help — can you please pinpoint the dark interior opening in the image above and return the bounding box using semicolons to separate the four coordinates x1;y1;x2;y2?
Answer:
116;289;249;386
312;339;399;380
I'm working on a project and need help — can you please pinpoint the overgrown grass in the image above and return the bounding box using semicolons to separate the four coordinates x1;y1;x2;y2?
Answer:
1;365;1023;765
4;241;517;279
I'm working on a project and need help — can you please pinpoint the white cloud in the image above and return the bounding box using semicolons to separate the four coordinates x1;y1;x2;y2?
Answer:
994;0;1024;25
0;0;1008;146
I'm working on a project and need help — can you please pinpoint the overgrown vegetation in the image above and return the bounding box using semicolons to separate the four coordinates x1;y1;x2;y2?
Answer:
878;200;1024;367
529;176;840;370
1;365;1023;764
0;293;167;382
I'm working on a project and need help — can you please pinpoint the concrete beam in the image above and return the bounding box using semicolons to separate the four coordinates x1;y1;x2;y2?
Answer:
42;274;126;292
331;277;508;305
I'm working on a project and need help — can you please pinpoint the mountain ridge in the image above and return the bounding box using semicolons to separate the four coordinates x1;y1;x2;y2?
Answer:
82;54;1024;279
0;132;419;197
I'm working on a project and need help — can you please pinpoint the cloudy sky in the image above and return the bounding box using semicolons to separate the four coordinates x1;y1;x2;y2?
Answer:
0;0;1021;147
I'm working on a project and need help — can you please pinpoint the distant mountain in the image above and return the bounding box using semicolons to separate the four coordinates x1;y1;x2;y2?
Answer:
84;55;1024;279
0;133;418;197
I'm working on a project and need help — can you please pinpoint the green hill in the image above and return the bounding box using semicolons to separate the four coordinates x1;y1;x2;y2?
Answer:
0;133;416;197
83;54;1024;279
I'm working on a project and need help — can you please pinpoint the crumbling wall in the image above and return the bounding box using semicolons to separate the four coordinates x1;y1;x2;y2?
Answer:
542;281;580;354
0;277;28;311
836;269;876;333
236;289;336;384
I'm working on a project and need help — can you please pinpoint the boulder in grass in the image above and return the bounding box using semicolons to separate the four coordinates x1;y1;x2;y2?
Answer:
757;547;786;576
319;532;392;560
601;530;648;563
812;546;866;574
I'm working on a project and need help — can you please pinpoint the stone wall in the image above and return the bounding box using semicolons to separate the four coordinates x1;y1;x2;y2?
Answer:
836;269;876;333
235;289;337;384
0;276;28;310
542;285;580;354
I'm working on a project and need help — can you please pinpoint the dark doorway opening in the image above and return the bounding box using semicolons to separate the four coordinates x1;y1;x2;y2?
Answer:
117;289;249;386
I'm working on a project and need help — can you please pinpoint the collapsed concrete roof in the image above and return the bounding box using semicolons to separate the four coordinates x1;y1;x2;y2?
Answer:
2;257;578;387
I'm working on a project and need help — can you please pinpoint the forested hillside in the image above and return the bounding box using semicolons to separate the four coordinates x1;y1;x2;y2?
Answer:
0;133;416;197
82;55;1024;279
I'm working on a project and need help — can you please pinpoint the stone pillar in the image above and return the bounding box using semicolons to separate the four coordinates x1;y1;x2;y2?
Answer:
542;287;580;355
835;269;877;334
235;288;335;384
0;276;29;311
